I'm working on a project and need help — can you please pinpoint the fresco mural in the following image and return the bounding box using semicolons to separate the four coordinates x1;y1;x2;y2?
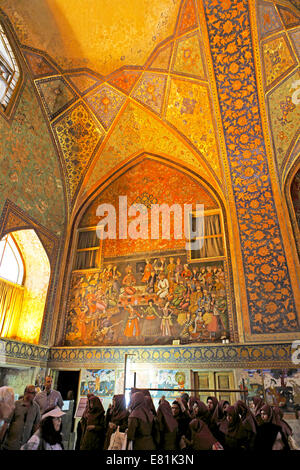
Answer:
65;254;228;346
79;369;115;397
237;369;300;412
150;369;187;399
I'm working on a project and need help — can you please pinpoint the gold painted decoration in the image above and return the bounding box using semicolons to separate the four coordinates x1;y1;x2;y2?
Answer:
257;1;283;39
149;43;173;71
132;72;167;116
35;77;77;120
23;51;58;77
262;34;297;89
65;73;101;95
172;33;206;79
268;69;300;174
53;103;104;202
85;84;126;130
277;4;300;29
84;102;213;195
165;78;221;179
177;0;197;35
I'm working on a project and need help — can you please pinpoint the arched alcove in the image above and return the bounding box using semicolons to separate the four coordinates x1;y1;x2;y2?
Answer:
63;157;235;347
0;229;50;343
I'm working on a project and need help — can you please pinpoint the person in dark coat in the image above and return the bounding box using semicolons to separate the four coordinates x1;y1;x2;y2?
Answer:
233;400;257;450
222;405;250;450
157;400;178;450
79;396;105;450
75;393;94;450
211;399;230;445
127;392;156;450
171;400;191;449
193;399;211;427
187;417;223;450
252;396;265;426
254;404;289;451
104;394;129;449
206;396;219;436
187;396;198;419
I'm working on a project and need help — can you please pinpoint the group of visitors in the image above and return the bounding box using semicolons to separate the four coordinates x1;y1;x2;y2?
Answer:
1;380;298;451
0;376;65;450
75;391;299;451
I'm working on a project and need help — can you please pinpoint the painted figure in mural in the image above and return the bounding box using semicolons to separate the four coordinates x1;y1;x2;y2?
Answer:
122;265;137;295
147;270;157;293
140;299;161;338
159;302;173;337
66;256;229;346
157;257;167;274
174;257;183;284
181;264;192;281
171;279;186;308
166;257;176;292
190;266;199;290
157;273;169;299
123;305;142;339
141;259;153;283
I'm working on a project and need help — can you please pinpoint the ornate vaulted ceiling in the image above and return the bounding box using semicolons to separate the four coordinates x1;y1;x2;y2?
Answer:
0;0;299;340
0;0;299;213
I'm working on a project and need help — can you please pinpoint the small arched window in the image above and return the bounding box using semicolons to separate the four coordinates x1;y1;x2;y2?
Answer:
0;233;24;285
0;21;20;112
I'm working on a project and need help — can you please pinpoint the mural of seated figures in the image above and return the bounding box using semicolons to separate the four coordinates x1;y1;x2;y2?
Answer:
64;159;231;346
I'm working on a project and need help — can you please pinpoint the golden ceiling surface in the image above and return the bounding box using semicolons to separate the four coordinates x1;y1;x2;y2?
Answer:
0;0;181;75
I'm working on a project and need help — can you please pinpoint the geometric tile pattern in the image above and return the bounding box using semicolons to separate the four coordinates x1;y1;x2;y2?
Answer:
203;0;299;334
257;1;283;38
65;73;100;95
45;342;296;367
277;4;300;29
85;84;126;130
132;72;167;115
150;44;173;71
53;103;103;202
23;51;58;77
262;34;296;88
0;337;296;368
108;70;142;94
35;77;77;120
172;33;205;78
166;78;221;178
289;28;300;58
268;69;300;174
177;0;197;35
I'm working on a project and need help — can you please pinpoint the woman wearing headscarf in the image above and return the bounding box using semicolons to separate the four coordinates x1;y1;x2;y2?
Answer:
157;400;178;450
21;407;65;450
252;396;265;426
187;417;223;450
104;394;129;450
79;395;106;450
254;405;289;450
187;396;198;419
171;399;191;449
75;393;94;450
192;399;210;426
211;399;230;445
127;392;156;450
206;396;219;436
222;405;250;450
233;400;257;450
